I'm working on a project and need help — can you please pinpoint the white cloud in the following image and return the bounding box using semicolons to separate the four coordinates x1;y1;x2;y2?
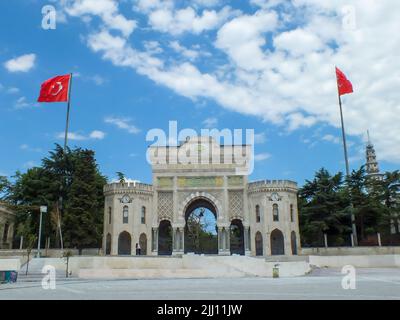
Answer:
254;132;267;144
65;0;137;37
169;41;200;61
202;117;218;128
14;97;38;109
57;130;105;141
322;134;340;144
89;130;106;139
148;6;237;35
104;116;140;134
254;152;271;162
64;0;400;164
4;54;36;73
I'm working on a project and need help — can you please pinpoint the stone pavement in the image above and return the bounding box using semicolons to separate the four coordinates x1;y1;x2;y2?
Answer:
1;267;400;300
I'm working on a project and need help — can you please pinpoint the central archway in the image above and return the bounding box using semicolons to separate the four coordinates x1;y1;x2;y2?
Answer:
184;197;218;254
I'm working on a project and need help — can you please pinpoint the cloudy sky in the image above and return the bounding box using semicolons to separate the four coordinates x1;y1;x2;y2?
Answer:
0;0;399;185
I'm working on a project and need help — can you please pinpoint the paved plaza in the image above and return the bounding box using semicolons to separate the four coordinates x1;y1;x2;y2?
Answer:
1;268;400;300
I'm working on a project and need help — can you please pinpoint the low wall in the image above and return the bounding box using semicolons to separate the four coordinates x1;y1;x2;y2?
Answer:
0;248;102;259
309;254;400;268
301;246;400;256
29;256;311;279
0;259;21;271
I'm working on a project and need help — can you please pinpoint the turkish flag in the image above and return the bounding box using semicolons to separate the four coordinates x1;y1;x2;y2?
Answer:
336;67;353;96
38;74;71;102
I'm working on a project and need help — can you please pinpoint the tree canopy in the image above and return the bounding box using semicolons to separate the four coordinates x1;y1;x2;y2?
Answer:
5;144;107;250
299;167;400;246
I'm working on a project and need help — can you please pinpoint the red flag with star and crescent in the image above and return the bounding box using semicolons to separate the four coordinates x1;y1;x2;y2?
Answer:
37;74;71;102
335;67;353;96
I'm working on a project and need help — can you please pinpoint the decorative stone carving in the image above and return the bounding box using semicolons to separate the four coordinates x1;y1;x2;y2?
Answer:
119;194;132;203
227;176;244;186
157;177;173;188
157;191;173;221
177;176;223;188
229;190;244;220
268;192;282;201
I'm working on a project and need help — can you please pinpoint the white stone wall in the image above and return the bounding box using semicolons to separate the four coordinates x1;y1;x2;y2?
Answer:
247;187;300;257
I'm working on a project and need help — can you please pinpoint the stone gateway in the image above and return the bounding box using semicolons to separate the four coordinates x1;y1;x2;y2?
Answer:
103;136;300;257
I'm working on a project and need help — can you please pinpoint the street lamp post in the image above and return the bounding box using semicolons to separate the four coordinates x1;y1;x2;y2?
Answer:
37;206;47;258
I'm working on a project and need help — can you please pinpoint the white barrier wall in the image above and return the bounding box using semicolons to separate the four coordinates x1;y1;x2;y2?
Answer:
0;259;21;271
309;254;400;268
301;246;400;256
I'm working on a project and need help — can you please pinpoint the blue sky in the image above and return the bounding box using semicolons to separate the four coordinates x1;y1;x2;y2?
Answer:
0;0;399;186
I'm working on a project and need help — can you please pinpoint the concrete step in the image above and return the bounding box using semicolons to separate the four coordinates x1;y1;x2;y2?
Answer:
78;267;247;279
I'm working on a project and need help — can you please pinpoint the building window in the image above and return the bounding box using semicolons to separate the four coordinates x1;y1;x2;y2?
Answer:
290;204;294;222
255;205;261;223
108;207;112;224
2;223;9;243
141;206;146;224
123;206;129;224
273;204;279;222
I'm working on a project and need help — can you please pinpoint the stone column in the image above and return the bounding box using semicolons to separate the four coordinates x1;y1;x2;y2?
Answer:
152;227;158;255
180;228;184;253
244;226;251;256
218;227;224;254
226;227;231;255
111;233;118;255
172;227;183;255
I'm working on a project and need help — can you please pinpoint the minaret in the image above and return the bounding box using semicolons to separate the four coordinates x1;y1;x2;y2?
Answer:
365;130;383;179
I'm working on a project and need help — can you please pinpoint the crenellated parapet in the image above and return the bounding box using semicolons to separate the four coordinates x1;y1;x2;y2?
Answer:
247;180;298;194
104;182;154;197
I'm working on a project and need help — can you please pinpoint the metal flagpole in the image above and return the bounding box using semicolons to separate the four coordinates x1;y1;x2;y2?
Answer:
337;85;358;246
58;73;73;252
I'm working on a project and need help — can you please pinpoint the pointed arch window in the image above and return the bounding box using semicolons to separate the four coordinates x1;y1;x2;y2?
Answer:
141;206;146;224
273;204;279;222
123;206;129;224
290;204;294;222
255;205;261;223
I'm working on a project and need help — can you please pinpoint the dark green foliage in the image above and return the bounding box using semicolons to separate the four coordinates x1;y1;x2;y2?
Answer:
6;144;107;250
299;167;400;246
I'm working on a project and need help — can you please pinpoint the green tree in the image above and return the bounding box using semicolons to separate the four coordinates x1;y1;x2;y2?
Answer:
8;144;106;251
345;167;380;241
0;175;11;200
299;168;350;246
116;172;126;183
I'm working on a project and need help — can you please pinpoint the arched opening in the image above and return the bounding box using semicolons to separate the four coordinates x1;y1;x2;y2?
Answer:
118;231;131;255
105;233;111;255
270;229;284;255
139;233;147;255
291;231;297;255
255;231;263;256
230;219;245;255
158;220;173;255
184;197;218;254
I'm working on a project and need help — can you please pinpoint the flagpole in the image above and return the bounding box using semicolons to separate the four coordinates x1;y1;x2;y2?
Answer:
64;73;73;151
337;77;358;247
58;73;73;252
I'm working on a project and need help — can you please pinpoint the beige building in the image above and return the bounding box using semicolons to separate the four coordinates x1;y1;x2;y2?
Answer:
103;137;300;257
0;202;15;249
